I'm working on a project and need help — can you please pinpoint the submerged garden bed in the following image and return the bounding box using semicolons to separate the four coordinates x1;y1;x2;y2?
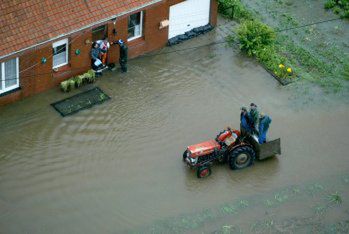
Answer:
51;87;110;117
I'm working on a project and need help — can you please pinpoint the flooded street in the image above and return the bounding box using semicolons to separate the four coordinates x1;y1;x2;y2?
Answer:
1;17;349;233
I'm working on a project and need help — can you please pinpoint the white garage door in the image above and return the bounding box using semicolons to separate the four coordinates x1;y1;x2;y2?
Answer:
168;0;210;39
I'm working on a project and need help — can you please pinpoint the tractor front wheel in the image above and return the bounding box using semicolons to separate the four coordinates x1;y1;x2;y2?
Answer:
197;166;212;178
229;146;255;170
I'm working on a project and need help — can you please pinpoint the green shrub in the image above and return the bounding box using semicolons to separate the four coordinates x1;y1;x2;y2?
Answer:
325;0;349;17
333;6;342;14
341;9;349;18
218;0;251;21
236;20;276;56
325;0;336;9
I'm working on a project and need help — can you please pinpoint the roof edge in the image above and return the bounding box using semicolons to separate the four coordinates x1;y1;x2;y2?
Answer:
0;0;163;61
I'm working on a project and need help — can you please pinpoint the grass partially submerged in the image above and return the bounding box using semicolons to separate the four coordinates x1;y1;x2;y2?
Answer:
219;0;349;93
134;174;348;233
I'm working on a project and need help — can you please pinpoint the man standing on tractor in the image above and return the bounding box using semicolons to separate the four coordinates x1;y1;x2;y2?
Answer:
258;113;272;144
249;103;259;135
240;107;252;134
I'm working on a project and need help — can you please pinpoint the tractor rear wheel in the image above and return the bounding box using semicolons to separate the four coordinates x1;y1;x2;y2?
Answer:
229;146;255;170
197;166;212;178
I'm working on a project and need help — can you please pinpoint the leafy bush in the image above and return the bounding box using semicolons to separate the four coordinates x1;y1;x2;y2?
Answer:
236;20;276;56
324;0;349;18
325;0;336;9
218;0;251;21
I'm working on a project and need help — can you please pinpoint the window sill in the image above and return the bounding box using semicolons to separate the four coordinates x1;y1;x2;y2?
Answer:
127;37;145;46
53;63;69;71
0;87;21;97
53;64;70;73
128;35;142;42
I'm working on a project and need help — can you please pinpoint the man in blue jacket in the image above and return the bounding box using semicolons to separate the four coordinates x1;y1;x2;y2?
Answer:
258;113;272;144
240;106;253;134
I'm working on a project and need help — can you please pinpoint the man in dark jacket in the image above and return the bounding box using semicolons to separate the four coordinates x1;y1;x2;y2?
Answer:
249;103;259;135
91;42;102;71
117;39;128;73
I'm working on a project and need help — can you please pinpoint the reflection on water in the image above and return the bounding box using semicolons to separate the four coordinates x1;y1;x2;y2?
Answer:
0;24;349;233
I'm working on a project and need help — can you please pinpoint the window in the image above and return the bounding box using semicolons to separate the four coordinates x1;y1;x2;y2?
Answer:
0;58;19;94
52;39;68;68
128;12;143;41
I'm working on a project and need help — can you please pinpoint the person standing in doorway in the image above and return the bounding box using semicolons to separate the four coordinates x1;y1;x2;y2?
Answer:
96;37;110;67
90;42;102;71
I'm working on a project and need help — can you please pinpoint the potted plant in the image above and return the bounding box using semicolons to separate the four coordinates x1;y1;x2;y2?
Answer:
60;80;69;92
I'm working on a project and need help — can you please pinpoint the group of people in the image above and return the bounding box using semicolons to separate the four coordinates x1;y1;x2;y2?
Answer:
90;37;128;73
240;103;272;144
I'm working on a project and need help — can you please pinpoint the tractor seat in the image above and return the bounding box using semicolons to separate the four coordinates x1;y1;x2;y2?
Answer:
224;136;236;146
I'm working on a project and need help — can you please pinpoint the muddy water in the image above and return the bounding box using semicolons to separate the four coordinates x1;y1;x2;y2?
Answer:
1;21;349;233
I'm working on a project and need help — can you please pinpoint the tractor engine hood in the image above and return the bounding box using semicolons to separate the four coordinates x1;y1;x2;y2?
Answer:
187;140;221;158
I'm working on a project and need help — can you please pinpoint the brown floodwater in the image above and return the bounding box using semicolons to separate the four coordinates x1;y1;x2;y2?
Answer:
1;17;349;233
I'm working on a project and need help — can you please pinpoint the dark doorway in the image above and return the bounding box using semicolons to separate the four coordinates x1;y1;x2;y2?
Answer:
92;25;107;41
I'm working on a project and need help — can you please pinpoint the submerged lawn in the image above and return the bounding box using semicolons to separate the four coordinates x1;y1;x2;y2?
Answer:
222;0;349;94
134;173;349;233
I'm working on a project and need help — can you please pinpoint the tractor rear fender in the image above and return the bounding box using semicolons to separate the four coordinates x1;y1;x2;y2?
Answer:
227;142;253;156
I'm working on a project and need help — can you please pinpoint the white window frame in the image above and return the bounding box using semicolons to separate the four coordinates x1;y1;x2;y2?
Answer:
0;58;19;94
128;11;143;41
52;38;69;69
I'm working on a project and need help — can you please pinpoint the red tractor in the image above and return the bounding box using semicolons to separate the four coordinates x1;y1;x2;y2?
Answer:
182;127;281;178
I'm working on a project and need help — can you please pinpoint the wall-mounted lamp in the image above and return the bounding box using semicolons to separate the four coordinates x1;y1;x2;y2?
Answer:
41;57;47;64
159;19;169;29
75;49;81;55
112;18;117;35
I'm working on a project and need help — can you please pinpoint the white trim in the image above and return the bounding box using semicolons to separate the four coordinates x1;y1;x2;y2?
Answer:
0;57;19;94
0;0;163;61
52;38;68;48
52;38;69;69
128;11;143;41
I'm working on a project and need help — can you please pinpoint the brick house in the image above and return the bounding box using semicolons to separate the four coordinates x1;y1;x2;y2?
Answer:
0;0;218;105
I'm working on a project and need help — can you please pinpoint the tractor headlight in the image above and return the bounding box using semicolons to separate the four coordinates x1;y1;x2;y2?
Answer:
188;157;198;165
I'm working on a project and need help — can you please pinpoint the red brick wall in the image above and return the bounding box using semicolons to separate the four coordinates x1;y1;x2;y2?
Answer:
210;0;218;26
0;0;218;106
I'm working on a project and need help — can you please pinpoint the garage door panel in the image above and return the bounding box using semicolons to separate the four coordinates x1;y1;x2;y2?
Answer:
169;0;210;39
